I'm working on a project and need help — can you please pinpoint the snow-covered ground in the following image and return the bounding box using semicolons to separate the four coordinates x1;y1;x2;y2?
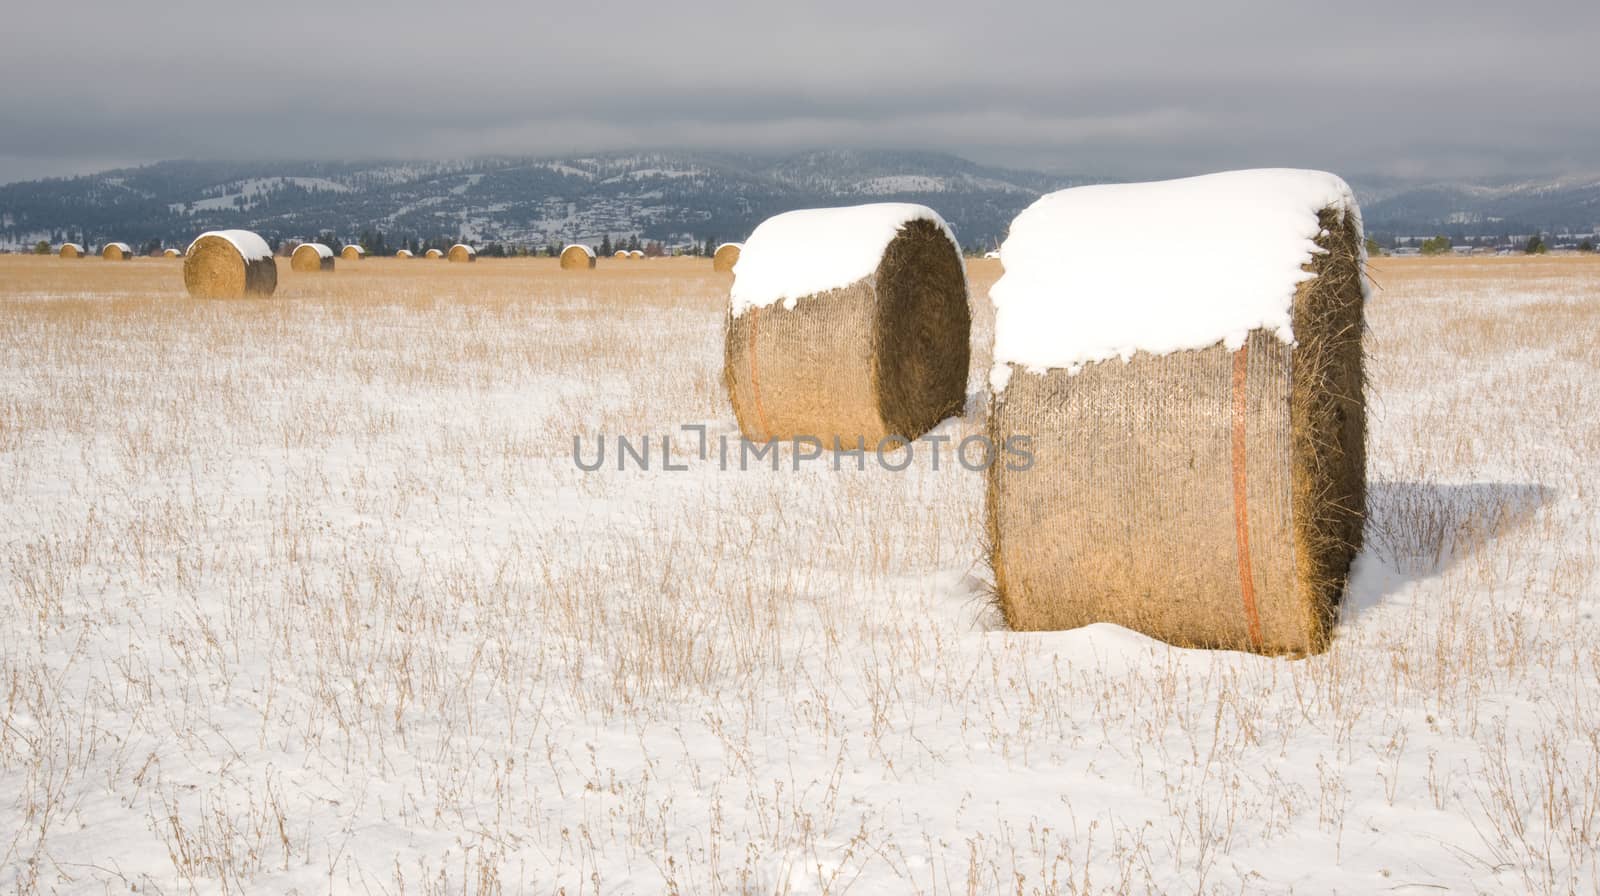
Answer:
0;257;1597;893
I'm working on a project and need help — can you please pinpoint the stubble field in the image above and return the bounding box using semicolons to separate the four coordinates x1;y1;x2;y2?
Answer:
2;253;1598;893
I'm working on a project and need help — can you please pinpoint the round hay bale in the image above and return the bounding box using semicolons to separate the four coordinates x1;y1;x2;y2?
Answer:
291;242;335;272
424;248;444;260
395;249;414;258
59;243;84;259
163;247;183;258
183;230;278;299
101;242;133;261
447;243;477;263
985;170;1367;656
629;249;645;259
560;244;596;270
340;244;365;261
723;203;970;445
613;250;629;259
712;242;742;272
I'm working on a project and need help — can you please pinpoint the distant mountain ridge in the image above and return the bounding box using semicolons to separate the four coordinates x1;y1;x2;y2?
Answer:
2;152;1596;251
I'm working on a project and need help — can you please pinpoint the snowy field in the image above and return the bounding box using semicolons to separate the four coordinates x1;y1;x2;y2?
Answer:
2;254;1598;893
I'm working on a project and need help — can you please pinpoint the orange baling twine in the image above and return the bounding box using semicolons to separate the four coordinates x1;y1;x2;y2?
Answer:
1231;344;1264;650
747;307;774;441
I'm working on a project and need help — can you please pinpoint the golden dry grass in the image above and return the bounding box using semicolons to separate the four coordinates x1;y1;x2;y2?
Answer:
0;253;1596;893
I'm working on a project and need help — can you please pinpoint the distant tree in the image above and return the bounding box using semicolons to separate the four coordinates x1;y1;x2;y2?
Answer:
1578;238;1595;253
33;240;50;255
1524;234;1547;255
600;234;613;256
644;240;664;257
1364;236;1384;257
1419;235;1452;256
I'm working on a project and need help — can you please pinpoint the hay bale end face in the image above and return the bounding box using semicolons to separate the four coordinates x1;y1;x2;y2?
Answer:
712;242;742;272
724;203;971;446
183;230;277;299
163;247;182;258
986;169;1367;656
59;243;84;259
629;249;644;259
424;248;444;260
447;244;477;263
291;242;335;272
340;244;365;261
613;250;629;259
101;242;133;260
395;249;414;258
560;244;597;270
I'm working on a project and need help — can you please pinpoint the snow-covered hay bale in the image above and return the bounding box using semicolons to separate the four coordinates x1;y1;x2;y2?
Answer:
560;244;596;270
395;249;414;259
723;203;970;444
163;247;182;258
340;244;365;261
629;249;645;259
613;250;629;259
59;243;84;259
183;230;278;299
101;242;133;261
291;242;335;272
713;242;742;272
447;243;476;263
986;169;1367;655
424;248;444;260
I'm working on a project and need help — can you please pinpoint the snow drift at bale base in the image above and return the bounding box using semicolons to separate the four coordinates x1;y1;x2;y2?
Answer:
989;169;1364;392
730;203;960;317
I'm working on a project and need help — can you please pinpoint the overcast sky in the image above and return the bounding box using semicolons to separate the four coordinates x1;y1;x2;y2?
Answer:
3;0;1597;185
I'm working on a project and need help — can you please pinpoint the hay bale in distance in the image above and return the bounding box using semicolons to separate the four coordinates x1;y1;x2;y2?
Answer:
340;244;365;261
395;249;414;259
613;250;629;259
59;242;84;259
163;247;183;258
183;229;278;299
424;248;444;260
985;169;1367;656
629;249;645;259
101;242;133;260
712;242;742;272
723;203;970;446
291;242;335;272
447;243;477;263
560;244;596;270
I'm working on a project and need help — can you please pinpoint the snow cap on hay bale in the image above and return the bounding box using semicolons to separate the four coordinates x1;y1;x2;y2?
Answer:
628;249;644;259
183;230;277;299
986;169;1367;656
163;247;182;258
424;248;444;259
713;242;742;272
101;242;133;260
560;244;596;269
395;249;414;258
59;243;84;259
340;244;365;260
613;250;629;259
291;242;335;272
724;203;971;445
447;243;476;262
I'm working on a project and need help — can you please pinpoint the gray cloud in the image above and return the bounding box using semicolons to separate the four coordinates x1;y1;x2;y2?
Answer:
4;0;1597;183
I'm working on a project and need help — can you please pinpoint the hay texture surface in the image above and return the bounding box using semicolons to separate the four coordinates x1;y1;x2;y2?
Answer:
183;230;277;299
59;243;84;259
986;169;1367;655
560;244;596;270
447;244;477;263
101;242;132;261
291;242;335;272
724;204;970;445
713;242;742;272
340;245;365;260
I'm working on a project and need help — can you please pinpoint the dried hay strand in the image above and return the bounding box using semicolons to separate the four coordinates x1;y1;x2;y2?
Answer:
447;244;476;263
560;244;597;270
712;242;741;272
291;243;335;272
59;243;84;259
101;242;132;260
424;248;444;260
723;218;970;445
986;208;1365;655
183;231;278;299
340;244;365;260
